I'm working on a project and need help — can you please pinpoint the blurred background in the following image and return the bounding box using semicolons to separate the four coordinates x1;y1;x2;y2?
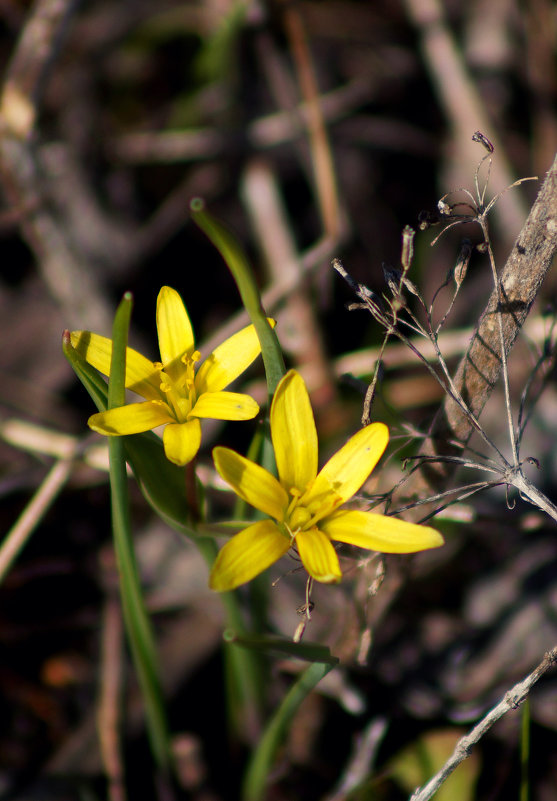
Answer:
1;0;556;799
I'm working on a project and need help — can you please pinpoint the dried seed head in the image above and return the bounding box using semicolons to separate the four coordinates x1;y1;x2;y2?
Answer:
472;130;494;153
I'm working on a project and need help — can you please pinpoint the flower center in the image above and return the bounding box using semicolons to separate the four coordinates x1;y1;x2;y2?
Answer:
157;350;200;422
283;489;323;542
289;506;312;530
280;478;346;544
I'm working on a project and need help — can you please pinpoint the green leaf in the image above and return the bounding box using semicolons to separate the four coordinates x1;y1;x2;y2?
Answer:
63;330;112;413
224;629;338;665
63;332;193;534
123;434;192;535
190;198;286;396
194;0;248;83
389;729;480;801
64;299;271;750
106;293;171;771
242;661;335;801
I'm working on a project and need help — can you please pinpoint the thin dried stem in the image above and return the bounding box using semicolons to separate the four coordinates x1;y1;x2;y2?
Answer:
97;581;126;801
280;0;342;239
480;224;519;466
333;257;509;466
334;144;557;528
402;0;527;241
409;647;557;801
516;314;557;448
434;152;557;456
0;0;113;331
0;451;77;584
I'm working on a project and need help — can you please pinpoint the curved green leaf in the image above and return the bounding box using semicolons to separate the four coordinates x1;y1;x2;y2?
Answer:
191;198;286;396
224;629;338;665
107;293;171;771
242;661;335;801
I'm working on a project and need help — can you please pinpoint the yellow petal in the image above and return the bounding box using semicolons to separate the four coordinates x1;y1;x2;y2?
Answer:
195;320;275;394
295;527;341;583
305;422;389;508
192;391;259;421
156;287;195;373
209;520;290;591
163;419;202;465
88;402;171;435
271;370;318;494
320;510;444;553
213;446;288;520
71;331;161;401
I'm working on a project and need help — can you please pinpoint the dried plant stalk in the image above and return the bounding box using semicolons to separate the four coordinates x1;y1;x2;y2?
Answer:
410;646;557;801
433;152;557;455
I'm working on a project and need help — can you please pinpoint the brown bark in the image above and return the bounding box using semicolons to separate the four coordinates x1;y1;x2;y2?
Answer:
433;152;557;455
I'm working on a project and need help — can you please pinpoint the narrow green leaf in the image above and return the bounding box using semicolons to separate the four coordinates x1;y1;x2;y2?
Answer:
194;0;247;82
520;699;530;801
242;661;335;801
190;198;286;395
63;332;193;533
63;330;112;413
107;293;171;772
224;629;338;665
108;295;132;407
64;324;266;747
189;201;288;739
123;434;191;533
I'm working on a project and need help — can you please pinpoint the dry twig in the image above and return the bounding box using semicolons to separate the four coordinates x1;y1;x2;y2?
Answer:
409;646;557;801
434;152;557;458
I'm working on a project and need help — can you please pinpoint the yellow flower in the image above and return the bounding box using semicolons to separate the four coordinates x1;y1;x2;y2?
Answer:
210;370;444;590
71;286;267;466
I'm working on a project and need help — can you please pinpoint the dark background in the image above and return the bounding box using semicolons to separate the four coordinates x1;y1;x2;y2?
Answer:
0;1;556;799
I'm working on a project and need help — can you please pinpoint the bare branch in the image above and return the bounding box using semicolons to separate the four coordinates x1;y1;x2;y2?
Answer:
432;152;557;455
409;646;557;801
0;0;115;331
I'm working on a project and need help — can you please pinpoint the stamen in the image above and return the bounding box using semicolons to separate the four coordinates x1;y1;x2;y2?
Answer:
159;369;178;395
283;523;297;545
286;488;301;518
289;506;312;530
304;489;344;527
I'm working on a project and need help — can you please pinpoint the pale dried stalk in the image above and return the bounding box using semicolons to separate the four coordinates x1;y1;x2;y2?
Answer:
435;152;557;453
409;646;557;801
0;0;112;331
402;0;527;240
280;0;342;239
0;446;78;584
97;592;126;801
241;158;338;406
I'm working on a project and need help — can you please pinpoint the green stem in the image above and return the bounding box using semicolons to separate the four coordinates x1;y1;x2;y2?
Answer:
191;198;286;395
107;293;171;772
197;537;266;741
520;699;530;801
242;661;335;801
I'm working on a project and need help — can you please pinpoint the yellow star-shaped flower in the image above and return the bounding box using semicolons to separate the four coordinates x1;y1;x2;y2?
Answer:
210;370;444;590
71;286;267;466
